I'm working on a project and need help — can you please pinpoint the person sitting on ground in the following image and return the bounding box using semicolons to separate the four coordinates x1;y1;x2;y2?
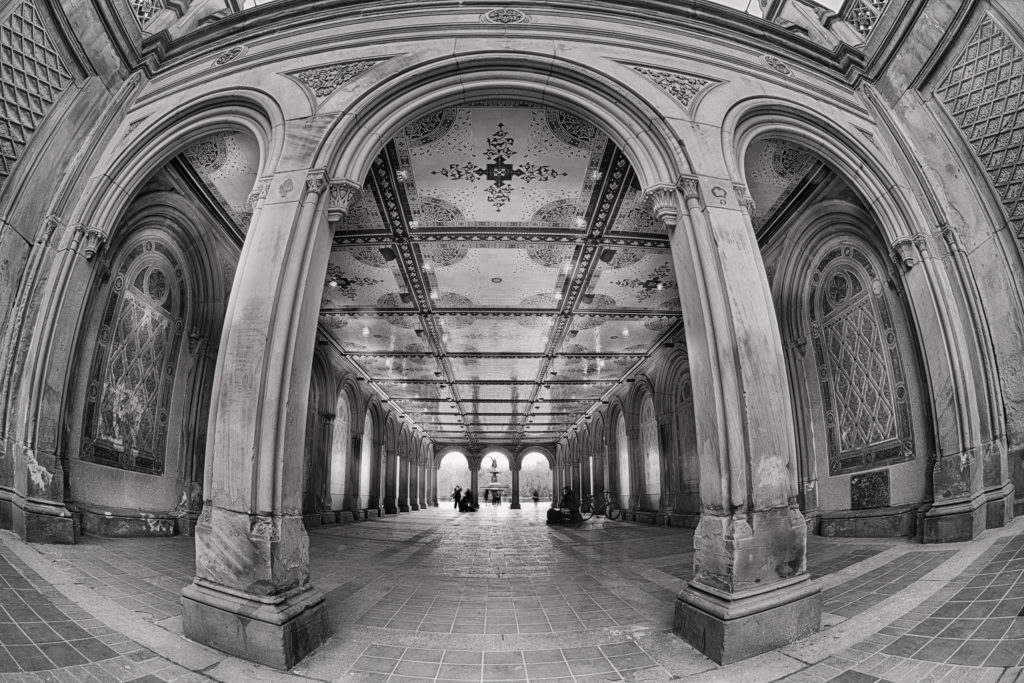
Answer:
458;489;473;512
546;486;582;524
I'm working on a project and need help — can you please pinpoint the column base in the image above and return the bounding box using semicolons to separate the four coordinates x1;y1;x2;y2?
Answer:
673;576;821;665
181;579;329;671
510;501;521;509
10;496;77;544
398;503;410;512
922;494;986;543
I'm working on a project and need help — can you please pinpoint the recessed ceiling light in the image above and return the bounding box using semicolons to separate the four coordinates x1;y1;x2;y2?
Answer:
574;216;586;229
430;291;439;300
328;280;338;288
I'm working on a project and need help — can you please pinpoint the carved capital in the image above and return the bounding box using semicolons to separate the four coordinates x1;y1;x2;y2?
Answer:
328;179;363;223
890;236;916;271
733;183;756;214
80;227;107;261
320;411;336;423
677;175;701;205
305;169;330;198
37;214;60;246
940;223;964;253
641;184;681;229
912;233;931;260
246;179;271;209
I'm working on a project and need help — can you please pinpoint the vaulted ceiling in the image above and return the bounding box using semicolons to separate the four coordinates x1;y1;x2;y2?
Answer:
318;103;682;448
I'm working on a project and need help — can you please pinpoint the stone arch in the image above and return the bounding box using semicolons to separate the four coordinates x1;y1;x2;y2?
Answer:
61;191;226;535
606;398;631;510
356;399;383;511
590;414;606;494
515;446;555;470
658;350;698;522
302;350;332;515
725;97;1006;541
328;379;353;512
630;375;661;512
772;207;930;528
316;52;690;196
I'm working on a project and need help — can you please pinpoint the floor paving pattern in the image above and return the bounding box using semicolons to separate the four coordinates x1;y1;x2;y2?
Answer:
0;505;1021;682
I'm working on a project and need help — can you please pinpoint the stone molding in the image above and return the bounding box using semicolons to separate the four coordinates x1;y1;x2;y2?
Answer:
246;178;271;209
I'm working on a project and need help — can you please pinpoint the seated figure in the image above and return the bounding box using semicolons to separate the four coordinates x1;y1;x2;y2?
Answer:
546;486;581;524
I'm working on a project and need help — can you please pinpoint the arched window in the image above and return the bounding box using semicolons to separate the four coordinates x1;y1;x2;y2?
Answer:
82;238;186;474
808;244;914;475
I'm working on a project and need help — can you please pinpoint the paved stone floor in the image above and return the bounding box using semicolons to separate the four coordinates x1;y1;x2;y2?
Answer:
0;505;1023;682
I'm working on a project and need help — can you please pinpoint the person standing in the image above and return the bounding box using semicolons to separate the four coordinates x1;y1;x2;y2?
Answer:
452;486;461;510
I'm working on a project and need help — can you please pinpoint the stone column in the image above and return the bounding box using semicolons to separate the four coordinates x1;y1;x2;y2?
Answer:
409;458;420;511
383;447;398;514
510;465;521;509
398;453;410;512
177;335;216;536
644;178;819;664
182;172;359;670
657;413;674;515
467;463;479;505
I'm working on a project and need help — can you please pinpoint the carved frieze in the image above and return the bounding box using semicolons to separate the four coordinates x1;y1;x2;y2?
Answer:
483;8;528;24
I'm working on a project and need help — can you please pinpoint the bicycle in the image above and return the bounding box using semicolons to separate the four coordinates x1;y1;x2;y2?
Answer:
578;490;620;521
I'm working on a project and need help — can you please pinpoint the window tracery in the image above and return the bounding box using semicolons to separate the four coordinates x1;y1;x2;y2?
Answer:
808;244;913;475
82;239;187;475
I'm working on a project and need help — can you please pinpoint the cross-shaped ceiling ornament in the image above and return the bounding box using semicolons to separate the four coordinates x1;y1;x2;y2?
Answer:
431;123;567;211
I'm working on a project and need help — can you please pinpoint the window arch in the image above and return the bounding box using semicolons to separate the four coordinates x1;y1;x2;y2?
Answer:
81;237;187;475
639;393;660;509
615;412;630;504
808;243;914;475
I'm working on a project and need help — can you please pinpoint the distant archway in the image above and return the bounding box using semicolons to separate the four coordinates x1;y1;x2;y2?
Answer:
437;450;470;507
639;393;661;511
615;412;631;509
520;451;553;501
357;409;374;509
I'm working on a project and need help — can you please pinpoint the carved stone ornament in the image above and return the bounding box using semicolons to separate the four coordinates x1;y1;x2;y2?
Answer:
912;233;930;259
37;214;59;246
81;227;106;261
710;186;728;205
483;8;528;23
197;506;212;526
763;54;792;75
641;184;681;229
940;223;964;253
889;236;916;271
278;178;294;199
287;58;389;100
305;169;330;197
249;515;280;542
677;175;701;204
246;179;271;209
630;65;717;110
328;180;362;222
214;46;244;66
733;183;756;213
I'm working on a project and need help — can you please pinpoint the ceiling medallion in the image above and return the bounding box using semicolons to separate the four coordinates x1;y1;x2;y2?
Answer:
483;8;529;24
762;54;792;75
431;122;567;211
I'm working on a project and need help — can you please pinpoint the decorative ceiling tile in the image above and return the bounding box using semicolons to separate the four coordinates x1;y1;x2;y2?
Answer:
422;243;573;309
456;384;533;401
322;314;425;353
180;131;259;231
538;383;616;401
462;402;528;414
547;355;640;381
350;355;439;381
322;249;408;309
562;315;673;354
376;381;449;400
583;248;681;312
744;137;818;232
440;315;553;354
448;356;543;382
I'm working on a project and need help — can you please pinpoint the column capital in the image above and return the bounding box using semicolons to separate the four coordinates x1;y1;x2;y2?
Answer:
889;235;917;271
732;183;756;214
36;214;61;247
304;169;331;198
940;223;964;253
676;174;702;205
246;178;272;209
641;183;681;229
327;179;362;223
73;224;106;261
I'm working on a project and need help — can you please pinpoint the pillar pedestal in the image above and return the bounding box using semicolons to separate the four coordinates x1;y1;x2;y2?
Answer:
181;579;329;671
674;575;820;665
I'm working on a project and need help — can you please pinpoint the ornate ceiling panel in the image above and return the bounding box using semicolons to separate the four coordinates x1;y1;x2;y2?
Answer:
318;102;684;446
180;131;260;231
744;138;820;233
448;356;544;382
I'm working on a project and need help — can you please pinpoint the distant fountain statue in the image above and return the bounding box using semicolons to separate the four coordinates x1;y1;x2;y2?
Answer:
482;457;506;504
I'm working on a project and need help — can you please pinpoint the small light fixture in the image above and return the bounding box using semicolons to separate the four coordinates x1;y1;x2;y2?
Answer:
622;328;630;337
362;326;371;337
409;220;420;229
328;280;338;288
562;263;571;273
396;169;410;182
656;283;664;291
423;262;432;271
430;291;439;300
591;170;604;181
554;292;562;301
574;216;587;229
